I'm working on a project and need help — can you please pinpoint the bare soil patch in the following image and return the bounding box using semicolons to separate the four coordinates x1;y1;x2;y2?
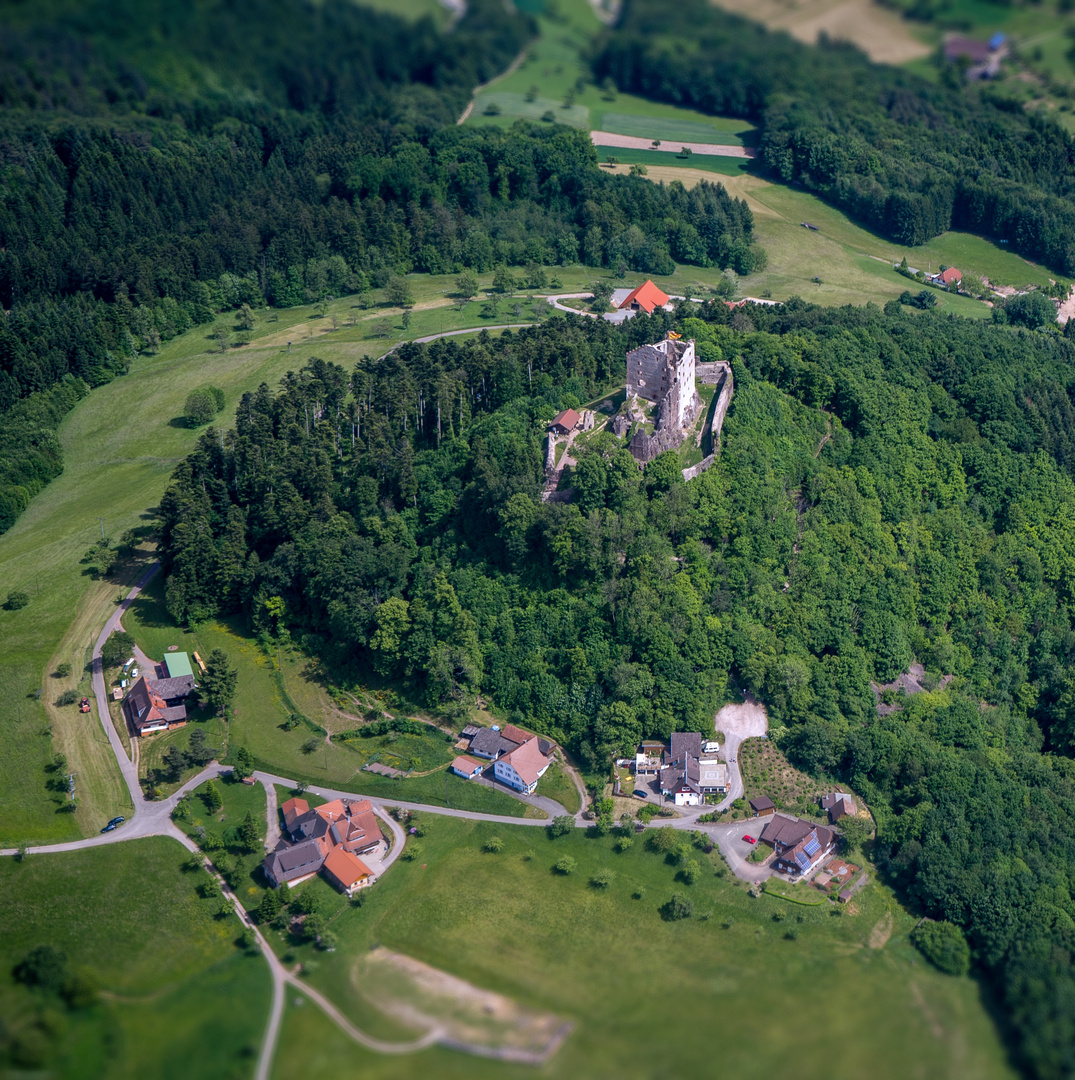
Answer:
356;948;568;1056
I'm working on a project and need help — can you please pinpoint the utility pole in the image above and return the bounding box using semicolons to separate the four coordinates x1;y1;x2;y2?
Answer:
97;517;105;541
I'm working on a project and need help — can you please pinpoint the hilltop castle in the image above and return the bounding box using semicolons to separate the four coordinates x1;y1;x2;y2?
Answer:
624;335;702;462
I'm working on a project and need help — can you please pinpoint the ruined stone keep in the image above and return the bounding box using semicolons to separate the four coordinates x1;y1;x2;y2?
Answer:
625;336;702;462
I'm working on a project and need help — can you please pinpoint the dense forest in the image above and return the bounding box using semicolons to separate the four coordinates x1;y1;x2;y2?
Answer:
158;299;1075;1078
595;0;1075;272
0;0;761;535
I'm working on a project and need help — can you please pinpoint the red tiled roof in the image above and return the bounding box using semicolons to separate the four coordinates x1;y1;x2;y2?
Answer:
940;267;962;285
314;798;347;823
502;737;551;787
451;755;483;775
281;797;310;825
620;280;670;314
550;409;580;431
322;847;373;889
501;723;532;746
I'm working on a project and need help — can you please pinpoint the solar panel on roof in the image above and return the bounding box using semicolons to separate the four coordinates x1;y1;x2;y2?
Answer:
795;852;811;871
803;836;820;856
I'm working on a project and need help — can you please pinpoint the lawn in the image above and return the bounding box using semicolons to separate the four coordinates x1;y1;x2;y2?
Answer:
534;760;580;814
0;837;270;1079
598;148;751;176
272;816;1015;1080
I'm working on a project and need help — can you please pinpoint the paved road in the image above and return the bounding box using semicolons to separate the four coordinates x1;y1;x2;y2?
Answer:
89;562;160;808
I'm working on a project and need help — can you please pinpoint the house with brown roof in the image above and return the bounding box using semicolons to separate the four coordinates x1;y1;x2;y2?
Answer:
263;796;385;889
125;672;196;736
760;814;835;877
468;725;521;761
750;795;776;818
550;408;581;435
493;736;552;795
451;755;484;780
262;839;326;888
619;280;670;315
819;791;856;824
322;847;375;897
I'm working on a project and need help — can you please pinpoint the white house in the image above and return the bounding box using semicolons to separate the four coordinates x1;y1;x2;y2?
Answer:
451;755;484;780
493;737;551;795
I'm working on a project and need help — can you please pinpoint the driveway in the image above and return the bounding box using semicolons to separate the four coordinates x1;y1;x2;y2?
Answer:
712;695;768;812
698;820;774;884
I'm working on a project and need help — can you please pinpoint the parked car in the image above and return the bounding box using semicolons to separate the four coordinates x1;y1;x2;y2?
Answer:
101;822;117;833
108;816;125;827
634;789;649;799
742;834;756;844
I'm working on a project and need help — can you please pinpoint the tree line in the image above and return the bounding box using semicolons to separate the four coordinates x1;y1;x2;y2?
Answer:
594;0;1075;273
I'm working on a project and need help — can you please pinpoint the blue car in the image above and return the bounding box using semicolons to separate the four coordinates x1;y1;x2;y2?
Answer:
101;822;116;833
108;816;125;827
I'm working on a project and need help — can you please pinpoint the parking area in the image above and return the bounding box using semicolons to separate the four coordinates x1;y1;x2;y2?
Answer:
702;820;776;883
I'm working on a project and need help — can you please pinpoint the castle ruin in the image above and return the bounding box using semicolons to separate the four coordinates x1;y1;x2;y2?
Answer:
625;336;702;463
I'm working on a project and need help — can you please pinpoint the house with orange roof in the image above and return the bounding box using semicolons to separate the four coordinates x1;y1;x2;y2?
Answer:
493;736;552;795
322;847;375;897
618;280;670;315
280;797;309;831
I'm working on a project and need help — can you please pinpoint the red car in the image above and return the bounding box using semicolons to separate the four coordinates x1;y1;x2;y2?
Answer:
742;835;756;844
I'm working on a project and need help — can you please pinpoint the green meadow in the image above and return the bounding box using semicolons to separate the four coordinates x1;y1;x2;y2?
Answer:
271;817;1015;1080
0;838;270;1079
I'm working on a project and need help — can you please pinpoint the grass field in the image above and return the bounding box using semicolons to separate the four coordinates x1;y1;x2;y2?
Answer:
597;148;751;176
121;572;536;816
707;0;931;63
0;837;270;1079
534;760;580;814
270;815;1015;1080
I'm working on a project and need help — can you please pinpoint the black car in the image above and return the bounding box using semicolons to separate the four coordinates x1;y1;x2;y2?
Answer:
101;822;116;833
108;816;125;827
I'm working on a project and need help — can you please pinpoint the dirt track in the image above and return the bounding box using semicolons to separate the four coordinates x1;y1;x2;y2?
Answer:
591;131;756;158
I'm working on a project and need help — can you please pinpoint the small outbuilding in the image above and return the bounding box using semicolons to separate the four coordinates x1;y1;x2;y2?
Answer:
550;408;581;435
750;795;775;818
451;755;484;780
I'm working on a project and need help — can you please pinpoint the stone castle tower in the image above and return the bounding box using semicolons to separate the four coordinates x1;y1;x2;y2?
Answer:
625;336;701;455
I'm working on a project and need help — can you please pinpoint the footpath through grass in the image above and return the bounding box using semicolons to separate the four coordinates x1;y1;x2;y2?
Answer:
0;837;269;1079
273;816;1015;1080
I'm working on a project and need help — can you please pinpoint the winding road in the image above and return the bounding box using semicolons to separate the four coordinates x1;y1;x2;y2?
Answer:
3;559;768;1073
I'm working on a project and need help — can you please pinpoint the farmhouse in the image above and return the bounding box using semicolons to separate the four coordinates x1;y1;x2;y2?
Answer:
943;34;1006;79
760;814;835;877
125;656;197;736
262;796;384;890
658;733;727;805
468;725;522;761
493;736;552;795
619;279;670;314
451;755;484;780
262;839;325;888
322;847;375;897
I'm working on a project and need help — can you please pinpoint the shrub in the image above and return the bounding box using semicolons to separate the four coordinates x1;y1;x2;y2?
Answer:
679;858;701;884
401;842;423;862
912;920;970;976
547;815;573;839
590;868;615;889
4;590;29;610
633;884;646;899
54;662;71;678
614;836;634;853
483;836;504;853
57;689;80;706
661;893;693;921
553;855;577;875
184;388;218;427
